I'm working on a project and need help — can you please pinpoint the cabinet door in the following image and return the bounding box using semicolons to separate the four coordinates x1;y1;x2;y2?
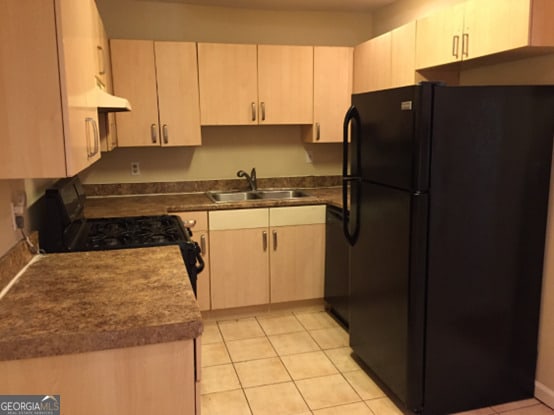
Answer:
463;0;531;60
210;228;269;309
197;43;258;126
57;0;101;176
391;21;416;88
353;33;392;94
93;4;118;153
257;45;314;124
415;3;465;69
111;40;160;147
270;224;325;303
0;0;66;178
155;42;202;146
306;46;353;143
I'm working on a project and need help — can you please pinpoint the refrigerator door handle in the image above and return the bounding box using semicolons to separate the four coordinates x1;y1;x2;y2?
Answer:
343;105;362;246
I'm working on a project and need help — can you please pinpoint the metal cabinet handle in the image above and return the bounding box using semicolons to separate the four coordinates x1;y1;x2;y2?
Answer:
92;118;99;156
85;117;99;158
262;231;268;251
452;35;460;58
97;45;105;75
85;118;93;158
251;102;257;122
261;102;266;121
151;124;158;144
462;33;469;58
200;234;207;255
316;122;321;141
272;230;277;250
162;124;169;144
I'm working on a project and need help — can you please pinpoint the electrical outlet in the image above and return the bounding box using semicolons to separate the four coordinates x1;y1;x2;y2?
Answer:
131;161;141;176
305;149;313;164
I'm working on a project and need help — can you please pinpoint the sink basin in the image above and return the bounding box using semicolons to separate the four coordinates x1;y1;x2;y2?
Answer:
256;190;309;199
206;191;261;203
206;189;309;203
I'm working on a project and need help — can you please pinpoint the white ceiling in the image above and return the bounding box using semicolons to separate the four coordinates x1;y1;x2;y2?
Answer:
138;0;397;13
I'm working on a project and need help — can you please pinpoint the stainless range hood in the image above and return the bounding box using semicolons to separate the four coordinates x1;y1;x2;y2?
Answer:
96;86;132;112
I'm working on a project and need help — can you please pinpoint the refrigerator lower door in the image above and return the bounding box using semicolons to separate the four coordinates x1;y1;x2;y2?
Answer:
349;181;427;411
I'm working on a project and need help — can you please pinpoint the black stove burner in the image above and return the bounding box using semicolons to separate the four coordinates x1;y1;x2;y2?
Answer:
84;215;190;249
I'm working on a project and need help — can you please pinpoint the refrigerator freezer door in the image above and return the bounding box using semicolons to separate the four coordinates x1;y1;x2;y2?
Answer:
349;181;427;410
351;84;433;192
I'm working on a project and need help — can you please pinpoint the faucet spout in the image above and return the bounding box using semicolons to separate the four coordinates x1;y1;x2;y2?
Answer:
237;168;257;191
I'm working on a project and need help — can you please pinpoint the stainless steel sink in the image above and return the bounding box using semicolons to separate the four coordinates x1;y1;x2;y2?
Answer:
256;190;308;199
206;189;309;203
206;191;261;203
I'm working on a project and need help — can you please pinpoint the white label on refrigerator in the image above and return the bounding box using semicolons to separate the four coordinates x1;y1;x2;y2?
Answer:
401;101;413;111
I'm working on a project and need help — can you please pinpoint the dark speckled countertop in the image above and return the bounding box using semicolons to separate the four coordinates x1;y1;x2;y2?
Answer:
0;246;202;361
84;187;343;218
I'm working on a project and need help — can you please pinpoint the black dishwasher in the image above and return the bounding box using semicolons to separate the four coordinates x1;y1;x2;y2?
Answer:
324;205;350;327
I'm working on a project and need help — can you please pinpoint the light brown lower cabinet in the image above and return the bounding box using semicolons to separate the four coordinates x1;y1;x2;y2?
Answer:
208;206;325;310
209;209;270;309
269;223;325;303
0;339;200;415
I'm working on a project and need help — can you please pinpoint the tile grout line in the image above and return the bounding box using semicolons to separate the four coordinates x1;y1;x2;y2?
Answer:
265;312;320;415
217;318;256;415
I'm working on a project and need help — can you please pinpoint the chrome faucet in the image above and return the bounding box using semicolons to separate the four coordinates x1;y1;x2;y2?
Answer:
237;168;257;191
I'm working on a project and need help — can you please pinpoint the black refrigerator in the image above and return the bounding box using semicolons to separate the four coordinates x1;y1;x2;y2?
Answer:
342;83;554;415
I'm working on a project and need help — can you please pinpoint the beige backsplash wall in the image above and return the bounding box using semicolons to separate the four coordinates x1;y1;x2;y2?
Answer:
80;126;342;183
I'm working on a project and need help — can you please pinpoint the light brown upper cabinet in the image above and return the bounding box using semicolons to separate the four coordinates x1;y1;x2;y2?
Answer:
198;43;314;126
92;2;117;153
353;21;416;94
390;22;417;88
257;45;313;124
354;32;391;94
303;46;353;143
197;43;258;125
415;0;554;70
0;0;101;179
111;40;201;147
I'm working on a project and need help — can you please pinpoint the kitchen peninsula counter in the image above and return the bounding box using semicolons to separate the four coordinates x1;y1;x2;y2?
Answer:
0;245;202;362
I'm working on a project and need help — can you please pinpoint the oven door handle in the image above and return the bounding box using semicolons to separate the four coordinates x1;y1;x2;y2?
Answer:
194;242;205;273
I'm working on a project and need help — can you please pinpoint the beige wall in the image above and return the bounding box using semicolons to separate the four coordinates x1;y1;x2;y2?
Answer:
371;0;462;35
0;181;24;257
538;163;554;407
0;179;53;258
81;126;341;183
96;0;374;46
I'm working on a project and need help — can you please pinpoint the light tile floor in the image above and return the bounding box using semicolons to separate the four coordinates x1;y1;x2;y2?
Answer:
200;307;554;415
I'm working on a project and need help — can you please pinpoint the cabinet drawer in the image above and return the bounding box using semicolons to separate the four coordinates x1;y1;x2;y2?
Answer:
270;205;326;227
175;211;208;230
209;209;269;230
